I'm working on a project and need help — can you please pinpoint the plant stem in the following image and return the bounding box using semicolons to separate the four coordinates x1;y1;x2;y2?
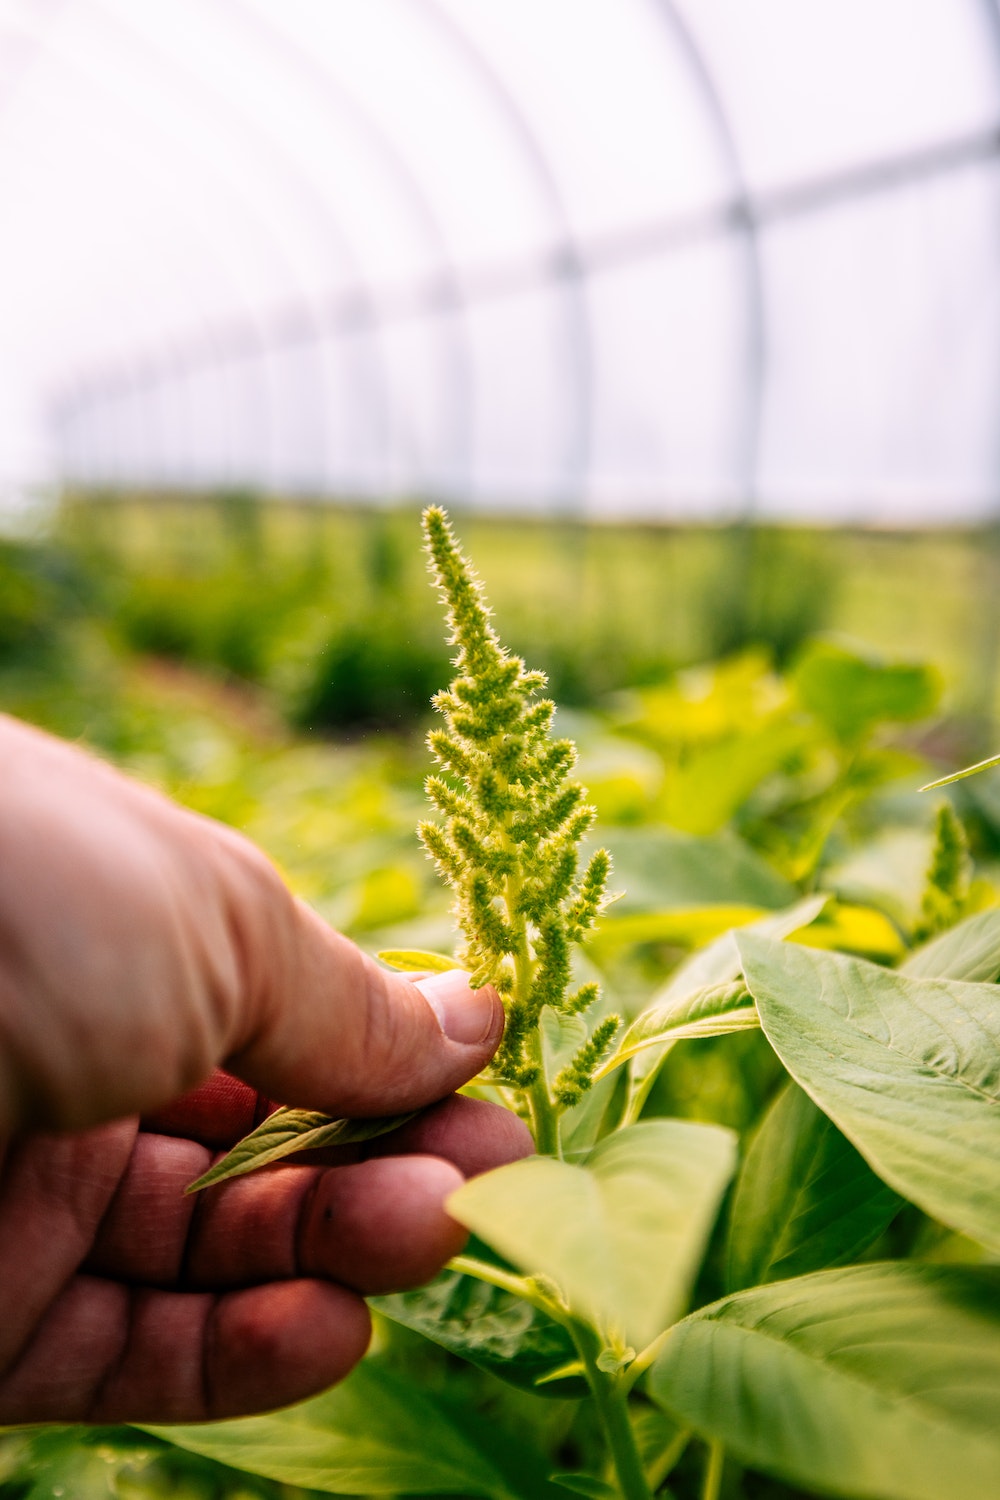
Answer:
622;1061;660;1129
645;1428;690;1493
526;1027;561;1155
503;842;562;1156
700;1441;725;1500
446;1254;558;1319
571;1326;652;1500
623;1327;673;1393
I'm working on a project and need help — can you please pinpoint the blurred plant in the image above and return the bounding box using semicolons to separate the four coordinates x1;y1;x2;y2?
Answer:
289;610;449;732
913;802;972;941
0;536;90;664
705;523;838;665
169;510;1000;1500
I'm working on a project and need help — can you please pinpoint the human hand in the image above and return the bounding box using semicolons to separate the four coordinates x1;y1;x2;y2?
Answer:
0;715;530;1421
0;1080;527;1423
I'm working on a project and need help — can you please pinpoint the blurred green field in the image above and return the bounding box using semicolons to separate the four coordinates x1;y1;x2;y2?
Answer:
5;488;1000;963
5;488;1000;1006
25;491;1000;730
3;494;1000;1500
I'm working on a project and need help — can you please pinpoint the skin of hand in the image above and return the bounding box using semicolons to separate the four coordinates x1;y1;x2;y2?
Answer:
0;713;531;1423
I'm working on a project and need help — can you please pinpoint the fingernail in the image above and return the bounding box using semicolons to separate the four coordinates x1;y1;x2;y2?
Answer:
418;970;500;1045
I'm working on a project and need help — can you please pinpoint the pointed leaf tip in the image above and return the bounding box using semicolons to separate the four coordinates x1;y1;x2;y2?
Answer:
920;751;1000;790
186;1108;417;1192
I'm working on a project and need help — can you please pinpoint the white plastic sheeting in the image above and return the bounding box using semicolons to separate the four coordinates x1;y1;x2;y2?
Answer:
1;0;999;521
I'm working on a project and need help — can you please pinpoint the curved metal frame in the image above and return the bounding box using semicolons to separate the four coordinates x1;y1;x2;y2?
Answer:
416;0;594;506
65;0;361;492
26;5;298;488
648;0;766;517
36;0;1000;515
239;0;475;498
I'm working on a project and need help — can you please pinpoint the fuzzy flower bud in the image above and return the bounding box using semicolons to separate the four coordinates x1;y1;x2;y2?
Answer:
420;506;615;1147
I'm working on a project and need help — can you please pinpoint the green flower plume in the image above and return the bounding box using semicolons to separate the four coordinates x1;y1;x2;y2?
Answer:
915;801;972;943
420;506;616;1139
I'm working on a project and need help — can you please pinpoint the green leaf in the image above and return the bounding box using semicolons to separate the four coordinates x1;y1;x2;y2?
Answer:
560;1058;629;1153
186;1108;416;1192
737;933;1000;1250
658;716;814;835
373;1268;589;1398
625;895;826;1101
726;911;1000;1289
901;906;1000;982
594;980;756;1083
793;638;940;744
144;1359;547;1498
797;899;905;963
725;1081;902;1291
0;1428;166;1500
447;1119;736;1347
587;905;768;959
377;947;460;972
643;894;827;1011
921;751;1000;789
550;1475;617;1498
650;1262;1000;1500
595;1345;635;1374
534;1359;586;1384
631;1403;689;1486
825;826;930;930
599;828;796;912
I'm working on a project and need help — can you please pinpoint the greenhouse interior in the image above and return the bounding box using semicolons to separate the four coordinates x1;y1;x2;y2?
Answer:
2;4;1000;1499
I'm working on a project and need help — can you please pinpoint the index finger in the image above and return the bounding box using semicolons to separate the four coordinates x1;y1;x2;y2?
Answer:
141;1071;271;1148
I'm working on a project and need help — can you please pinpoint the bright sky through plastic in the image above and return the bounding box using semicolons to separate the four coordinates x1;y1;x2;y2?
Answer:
0;0;999;522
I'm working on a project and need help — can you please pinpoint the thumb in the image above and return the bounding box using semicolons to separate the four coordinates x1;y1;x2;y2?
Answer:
224;896;504;1117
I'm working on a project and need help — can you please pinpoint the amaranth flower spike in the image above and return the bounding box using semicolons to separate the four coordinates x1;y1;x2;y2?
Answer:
419;505;617;1153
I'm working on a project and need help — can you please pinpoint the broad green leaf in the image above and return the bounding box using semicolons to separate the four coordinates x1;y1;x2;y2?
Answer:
650;1262;1000;1500
737;933;1000;1250
587;905;766;959
644;894;827;1013
658;716;814;835
145;1359;552;1498
725;1081;902;1291
723;906;1000;1293
611;651;779;753
720;907;997;1286
625;895;826;1101
377;947;460;972
186;1108;416;1192
794;900;904;963
447;1119;736;1348
901;905;1000;981
373;1269;589;1398
594;980;756;1082
793;638;940;744
599;827;796;913
826;827;930;930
